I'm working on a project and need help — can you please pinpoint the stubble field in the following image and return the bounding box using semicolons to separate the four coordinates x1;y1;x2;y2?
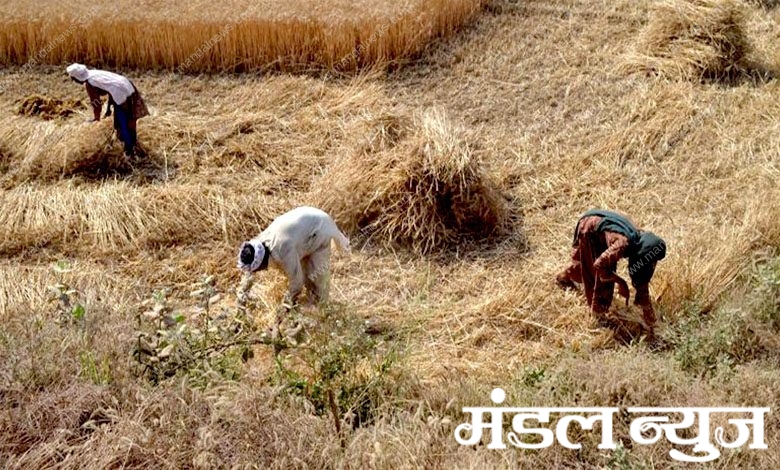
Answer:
1;0;780;468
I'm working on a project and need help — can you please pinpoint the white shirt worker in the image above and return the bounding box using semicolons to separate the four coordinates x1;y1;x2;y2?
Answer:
237;206;350;305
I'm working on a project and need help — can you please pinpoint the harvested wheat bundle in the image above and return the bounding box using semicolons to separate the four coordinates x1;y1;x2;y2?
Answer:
16;94;84;120
0;116;125;183
742;0;779;9
0;180;287;256
313;110;509;254
623;0;750;81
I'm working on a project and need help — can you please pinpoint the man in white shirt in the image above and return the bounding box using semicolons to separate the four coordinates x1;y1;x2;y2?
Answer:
237;206;350;307
66;63;149;157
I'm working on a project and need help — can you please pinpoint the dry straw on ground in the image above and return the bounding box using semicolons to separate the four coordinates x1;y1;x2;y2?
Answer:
0;0;487;73
623;0;750;81
313;109;510;254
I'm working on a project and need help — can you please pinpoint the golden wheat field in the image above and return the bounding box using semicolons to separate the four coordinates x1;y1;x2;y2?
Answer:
0;0;486;73
1;0;780;468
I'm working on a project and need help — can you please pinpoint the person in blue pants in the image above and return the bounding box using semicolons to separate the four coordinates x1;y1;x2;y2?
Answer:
110;100;137;157
67;63;149;158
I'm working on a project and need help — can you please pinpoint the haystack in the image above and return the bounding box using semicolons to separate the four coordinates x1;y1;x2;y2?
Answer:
625;0;750;81
0;115;126;183
312;110;510;254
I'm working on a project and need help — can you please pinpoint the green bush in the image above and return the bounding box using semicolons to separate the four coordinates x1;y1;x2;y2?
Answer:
133;276;256;386
669;256;780;376
273;306;407;430
671;307;761;377
751;257;780;330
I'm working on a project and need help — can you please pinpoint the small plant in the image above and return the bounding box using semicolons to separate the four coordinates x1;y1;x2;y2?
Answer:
48;260;86;327
79;349;112;385
133;276;261;386
273;307;405;434
46;260;115;385
606;441;646;470
521;365;546;388
752;257;780;330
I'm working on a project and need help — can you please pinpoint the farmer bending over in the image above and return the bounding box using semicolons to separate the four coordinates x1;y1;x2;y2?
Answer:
66;63;149;158
556;209;666;331
237;206;350;308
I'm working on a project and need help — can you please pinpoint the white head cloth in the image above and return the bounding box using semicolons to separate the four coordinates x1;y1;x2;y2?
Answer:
66;63;89;82
237;240;266;272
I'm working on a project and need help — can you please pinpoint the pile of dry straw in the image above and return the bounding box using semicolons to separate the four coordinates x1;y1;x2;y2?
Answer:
313;110;510;254
625;0;751;81
16;94;84;121
0;115;125;184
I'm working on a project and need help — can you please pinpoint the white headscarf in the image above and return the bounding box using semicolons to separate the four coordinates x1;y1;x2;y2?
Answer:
66;63;89;82
237;240;266;272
